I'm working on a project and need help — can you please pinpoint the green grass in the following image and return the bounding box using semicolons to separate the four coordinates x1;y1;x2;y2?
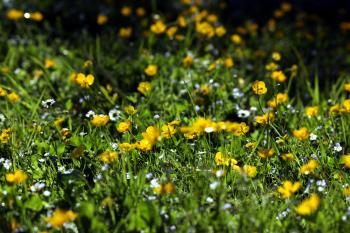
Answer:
2;2;350;233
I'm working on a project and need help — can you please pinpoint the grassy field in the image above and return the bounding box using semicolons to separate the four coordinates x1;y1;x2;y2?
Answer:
2;1;350;232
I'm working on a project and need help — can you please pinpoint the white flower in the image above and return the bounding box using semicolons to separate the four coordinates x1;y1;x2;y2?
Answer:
85;110;96;118
209;181;220;190
334;143;342;152
205;127;214;133
41;98;55;108
108;109;121;121
309;133;317;141
206;197;214;203
237;109;250;118
43;190;51;197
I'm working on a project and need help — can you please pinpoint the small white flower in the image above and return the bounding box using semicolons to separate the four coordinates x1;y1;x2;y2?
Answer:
41;98;55;108
86;110;96;118
43;190;51;197
310;133;317;141
108;109;121;121
209;181;220;190
206;197;214;203
334;143;342;152
205;127;214;133
150;178;159;188
215;170;225;178
237;109;250;118
221;203;232;210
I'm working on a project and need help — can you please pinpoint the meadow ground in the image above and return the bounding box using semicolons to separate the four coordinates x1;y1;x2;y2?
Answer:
2;1;350;232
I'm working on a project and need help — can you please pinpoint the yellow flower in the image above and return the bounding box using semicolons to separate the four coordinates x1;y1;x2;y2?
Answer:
272;52;281;61
224;57;234;68
46;209;77;229
144;64;158;76
6;170;28;184
329;104;340;114
117;121;132;133
267;93;288;108
305;106;319;117
341;155;350;168
300;159;318;175
137;81;152;95
7;9;23;20
342;99;350;112
244;141;257;149
76;73;94;88
150;21;166;34
295;193;320;216
271;70;287;83
0;128;12;144
343;187;350;196
136;139;153;151
265;62;278;71
281;153;294;161
7;92;20;103
161;124;177;138
120;6;132;16
183;55;194;67
166;26;178;39
177;15;187;27
136;7;146;17
53;117;65;128
293;127;309;140
119;27;133;38
196;22;215;38
142;126;160;145
344;83;350;92
0;87;7;96
91;115;109;127
277;181;301;198
257;148;275;159
119;142;135;151
252;80;267;95
154;182;175;194
242;165;257;177
215;26;226;37
97;14;108;25
30;11;44;21
124;105;137;115
256;112;275;124
44;59;55;69
231;34;242;44
291;64;298;77
99;151;118;163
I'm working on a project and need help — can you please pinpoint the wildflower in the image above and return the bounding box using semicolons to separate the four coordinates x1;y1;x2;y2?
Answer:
119;27;133;38
334;143;343;152
231;34;242;44
150;21;166;34
166;26;178;38
136;7;146;17
271;70;287;83
124;105;137;115
293;127;310;140
342;99;350;112
46;209;77;229
272;52;281;61
97;14;108;25
281;153;294;161
137;82;152;95
120;6;132;16
300;159;318;175
0;128;11;143
341;155;350;168
154;182;175;194
119;142;135;151
256;112;275;124
117;121;132;133
60;128;71;140
224;57;234;68
242;165;257;177
329;104;340;114
252;80;267;95
183;55;194;67
144;64;158;76
277;181;301;198
6;170;28;184
295;193;320;216
196;22;215;38
343;187;350;196
45;59;55;69
177;15;187;27
344;83;350;92
100;151;118;164
309;133;317;141
215;26;226;37
7;92;20;103
30;11;44;21
91;115;109;127
136;139;153;151
244;141;257;149
161;124;177;138
267;93;288;108
7;9;23;20
76;73;94;88
0;87;7;96
305;106;319;117
142;126;160;144
257;148;275;159
265;62;278;71
199;85;211;95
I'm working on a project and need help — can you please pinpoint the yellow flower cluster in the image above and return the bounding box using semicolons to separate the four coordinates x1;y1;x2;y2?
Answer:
277;181;301;198
180;117;249;139
46;209;77;229
214;152;257;178
6;170;28;184
295;193;320;216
